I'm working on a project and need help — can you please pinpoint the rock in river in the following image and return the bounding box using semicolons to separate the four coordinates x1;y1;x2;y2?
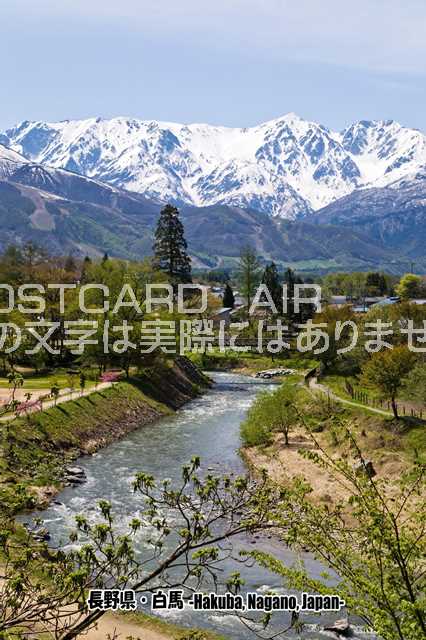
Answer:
324;619;352;636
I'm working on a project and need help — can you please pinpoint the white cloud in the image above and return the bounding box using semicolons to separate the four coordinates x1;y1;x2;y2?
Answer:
5;0;426;74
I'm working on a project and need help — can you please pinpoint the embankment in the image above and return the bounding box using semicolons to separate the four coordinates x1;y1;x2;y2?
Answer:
0;357;210;514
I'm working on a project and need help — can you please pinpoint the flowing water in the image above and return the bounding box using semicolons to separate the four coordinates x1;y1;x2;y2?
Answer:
23;372;372;639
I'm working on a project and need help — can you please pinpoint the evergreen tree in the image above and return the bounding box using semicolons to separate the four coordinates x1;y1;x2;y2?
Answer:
283;267;314;323
222;283;235;308
102;252;109;264
378;273;388;296
153;204;192;284
80;256;92;284
261;262;281;313
64;254;77;273
238;246;261;315
0;245;25;286
366;271;388;296
283;267;296;320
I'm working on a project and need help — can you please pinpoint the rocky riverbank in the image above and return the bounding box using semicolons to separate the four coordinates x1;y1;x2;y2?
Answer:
0;357;210;514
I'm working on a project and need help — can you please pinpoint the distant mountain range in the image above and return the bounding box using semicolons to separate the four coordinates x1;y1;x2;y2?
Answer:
0;112;425;273
2;114;426;218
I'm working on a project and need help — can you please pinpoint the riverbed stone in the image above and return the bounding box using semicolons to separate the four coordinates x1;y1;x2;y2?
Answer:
65;474;87;485
324;619;351;636
66;466;86;477
33;527;50;542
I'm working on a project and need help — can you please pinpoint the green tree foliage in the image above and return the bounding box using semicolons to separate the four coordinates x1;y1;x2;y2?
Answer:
80;255;92;284
251;430;426;640
395;273;425;300
261;261;281;314
0;245;25;287
64;254;77;273
403;363;426;403
241;384;299;446
322;271;394;300
0;459;280;638
50;381;60;406
361;346;417;418
314;305;356;370
222;282;235;308
153;204;192;285
365;271;388;295
237;246;261;314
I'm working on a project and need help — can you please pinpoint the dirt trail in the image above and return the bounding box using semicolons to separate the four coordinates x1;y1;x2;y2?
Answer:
81;613;172;640
308;376;392;417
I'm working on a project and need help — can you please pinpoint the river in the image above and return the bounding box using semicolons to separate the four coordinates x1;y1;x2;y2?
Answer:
23;372;372;639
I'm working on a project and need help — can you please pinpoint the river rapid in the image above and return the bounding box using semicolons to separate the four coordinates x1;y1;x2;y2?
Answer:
23;372;372;639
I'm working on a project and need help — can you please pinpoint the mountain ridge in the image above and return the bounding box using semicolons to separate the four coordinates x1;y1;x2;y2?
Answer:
2;114;425;219
0;140;422;273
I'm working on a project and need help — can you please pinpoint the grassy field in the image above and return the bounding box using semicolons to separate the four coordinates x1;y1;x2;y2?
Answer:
0;368;99;390
322;371;425;415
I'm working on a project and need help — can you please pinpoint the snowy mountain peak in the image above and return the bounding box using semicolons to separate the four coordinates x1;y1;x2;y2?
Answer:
0;143;28;179
2;115;425;218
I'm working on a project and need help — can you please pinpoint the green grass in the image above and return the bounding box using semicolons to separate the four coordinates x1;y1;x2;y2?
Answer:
188;348;318;374
404;423;426;460
322;372;425;416
0;357;209;515
0;380;171;514
0;368;97;390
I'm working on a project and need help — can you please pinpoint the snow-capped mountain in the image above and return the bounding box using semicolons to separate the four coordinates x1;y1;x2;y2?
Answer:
0;143;28;179
2;114;426;218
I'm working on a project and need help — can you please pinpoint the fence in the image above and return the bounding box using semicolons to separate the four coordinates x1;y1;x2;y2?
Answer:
346;383;424;419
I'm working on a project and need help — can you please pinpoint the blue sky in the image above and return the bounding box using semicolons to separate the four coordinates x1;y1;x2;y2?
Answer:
2;0;426;132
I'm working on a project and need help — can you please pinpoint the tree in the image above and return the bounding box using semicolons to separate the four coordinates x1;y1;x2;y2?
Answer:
222;283;235;308
153;204;192;286
79;372;86;397
22;241;47;277
366;271;388;296
403;363;426;402
261;262;281;314
395;273;424;300
361;346;417;418
251;428;426;640
50;381;60;406
0;245;25;286
314;305;356;371
0;459;280;638
241;385;299;446
64;254;77;273
238;246;260;315
80;255;92;284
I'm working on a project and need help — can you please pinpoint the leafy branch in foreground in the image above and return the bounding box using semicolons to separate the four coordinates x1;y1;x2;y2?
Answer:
248;415;426;640
0;457;283;639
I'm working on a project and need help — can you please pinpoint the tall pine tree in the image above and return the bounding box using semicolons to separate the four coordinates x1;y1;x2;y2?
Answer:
238;246;261;316
223;283;235;308
153;204;192;285
261;262;281;313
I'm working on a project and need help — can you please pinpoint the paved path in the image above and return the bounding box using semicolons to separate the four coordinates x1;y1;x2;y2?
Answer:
308;376;393;417
0;382;113;422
